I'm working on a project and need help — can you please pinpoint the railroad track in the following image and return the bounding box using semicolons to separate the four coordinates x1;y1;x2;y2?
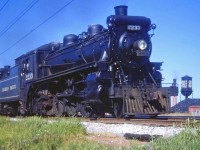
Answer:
84;116;200;127
8;114;200;127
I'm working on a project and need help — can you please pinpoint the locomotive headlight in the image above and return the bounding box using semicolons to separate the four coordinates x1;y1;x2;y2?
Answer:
138;40;147;50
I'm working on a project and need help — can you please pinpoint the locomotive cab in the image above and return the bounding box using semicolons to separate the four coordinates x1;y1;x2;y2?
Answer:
0;66;10;79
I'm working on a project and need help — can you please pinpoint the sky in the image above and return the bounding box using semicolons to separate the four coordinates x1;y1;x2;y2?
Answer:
0;0;200;101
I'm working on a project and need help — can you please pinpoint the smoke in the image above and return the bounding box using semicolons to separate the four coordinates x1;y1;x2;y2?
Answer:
114;0;128;6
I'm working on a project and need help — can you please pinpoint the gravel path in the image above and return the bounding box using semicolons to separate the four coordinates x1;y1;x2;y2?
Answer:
82;122;183;138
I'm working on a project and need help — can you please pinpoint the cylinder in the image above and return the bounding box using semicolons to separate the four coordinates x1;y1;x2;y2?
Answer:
114;5;128;16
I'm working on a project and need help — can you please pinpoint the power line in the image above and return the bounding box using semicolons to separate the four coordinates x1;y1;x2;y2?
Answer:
0;0;10;13
0;0;75;56
0;0;39;37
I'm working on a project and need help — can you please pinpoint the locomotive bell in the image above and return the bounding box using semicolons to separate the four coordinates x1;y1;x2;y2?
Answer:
114;5;128;16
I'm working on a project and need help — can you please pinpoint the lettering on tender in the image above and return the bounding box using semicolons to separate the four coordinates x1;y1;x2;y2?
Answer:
2;87;9;92
1;84;17;92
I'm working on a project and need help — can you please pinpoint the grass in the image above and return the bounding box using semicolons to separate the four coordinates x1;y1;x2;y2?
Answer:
148;119;200;150
0;116;86;149
0;116;200;150
0;116;118;150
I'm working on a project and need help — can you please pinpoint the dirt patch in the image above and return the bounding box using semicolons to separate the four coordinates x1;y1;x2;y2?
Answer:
86;133;149;148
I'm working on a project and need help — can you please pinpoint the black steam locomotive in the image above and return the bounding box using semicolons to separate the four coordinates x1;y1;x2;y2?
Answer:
0;6;178;117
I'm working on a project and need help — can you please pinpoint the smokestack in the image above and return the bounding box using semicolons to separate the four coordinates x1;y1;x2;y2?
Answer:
173;79;177;86
114;5;128;16
172;78;177;107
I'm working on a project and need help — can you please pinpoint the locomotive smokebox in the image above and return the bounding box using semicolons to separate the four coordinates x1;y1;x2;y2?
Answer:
114;5;128;16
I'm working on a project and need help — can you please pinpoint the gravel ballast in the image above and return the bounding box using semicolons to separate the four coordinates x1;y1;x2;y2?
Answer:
82;122;183;139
